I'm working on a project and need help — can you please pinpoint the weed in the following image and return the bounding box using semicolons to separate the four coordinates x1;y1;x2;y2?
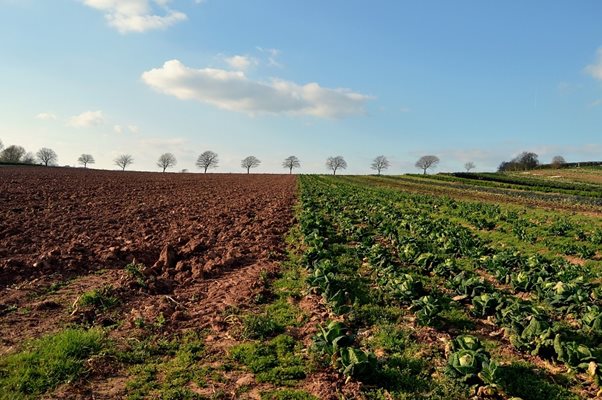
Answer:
230;335;307;386
241;313;284;340
76;285;119;311
125;263;147;288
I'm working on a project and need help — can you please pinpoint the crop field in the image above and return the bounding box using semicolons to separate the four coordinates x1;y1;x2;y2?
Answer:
1;167;602;399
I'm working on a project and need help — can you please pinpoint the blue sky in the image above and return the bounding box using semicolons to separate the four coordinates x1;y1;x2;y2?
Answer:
1;0;602;174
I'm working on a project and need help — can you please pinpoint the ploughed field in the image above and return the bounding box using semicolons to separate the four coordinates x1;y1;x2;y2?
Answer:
0;168;299;399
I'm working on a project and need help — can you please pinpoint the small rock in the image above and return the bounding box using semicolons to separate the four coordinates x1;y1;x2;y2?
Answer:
154;244;178;269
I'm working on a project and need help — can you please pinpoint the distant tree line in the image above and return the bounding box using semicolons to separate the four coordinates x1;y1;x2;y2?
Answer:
1;138;582;175
498;152;568;172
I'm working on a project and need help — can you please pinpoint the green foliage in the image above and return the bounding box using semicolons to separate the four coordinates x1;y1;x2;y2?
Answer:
77;285;119;310
260;389;319;400
411;295;442;326
0;328;105;399
338;347;377;380
446;335;497;386
495;363;581;400
313;321;355;357
241;313;284;340
471;292;503;317
230;335;306;386
297;175;600;397
123;332;207;400
125;263;147;288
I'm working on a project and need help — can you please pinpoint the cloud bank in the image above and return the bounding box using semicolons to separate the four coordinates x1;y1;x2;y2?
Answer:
82;0;187;33
141;60;371;118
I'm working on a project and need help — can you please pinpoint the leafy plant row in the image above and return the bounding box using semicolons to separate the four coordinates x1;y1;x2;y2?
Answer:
299;175;602;397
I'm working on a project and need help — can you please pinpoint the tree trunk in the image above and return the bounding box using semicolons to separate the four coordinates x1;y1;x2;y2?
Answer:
423;168;427;175
163;166;166;173
289;167;292;174
247;167;250;174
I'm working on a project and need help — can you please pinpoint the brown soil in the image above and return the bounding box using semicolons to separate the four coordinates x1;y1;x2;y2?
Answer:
0;167;297;396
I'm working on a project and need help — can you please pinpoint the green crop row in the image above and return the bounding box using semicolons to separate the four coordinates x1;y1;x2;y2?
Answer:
296;175;600;399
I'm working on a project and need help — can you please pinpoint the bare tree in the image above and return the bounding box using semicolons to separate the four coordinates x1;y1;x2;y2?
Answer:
0;145;26;163
415;155;440;175
282;155;301;174
551;155;566;169
23;152;37;164
326;156;347;175
371;155;390;175
114;154;134;171
196;151;219;173
157;153;177;172
36;148;58;166
78;154;95;168
464;161;476;172
241;156;261;174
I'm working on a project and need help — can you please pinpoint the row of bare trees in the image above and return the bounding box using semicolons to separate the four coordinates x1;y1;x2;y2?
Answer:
0;139;478;175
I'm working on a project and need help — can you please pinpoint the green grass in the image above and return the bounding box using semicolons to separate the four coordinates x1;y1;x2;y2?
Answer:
230;335;307;386
241;313;285;340
260;389;319;400
496;362;581;400
0;328;106;399
123;332;210;400
76;285;120;310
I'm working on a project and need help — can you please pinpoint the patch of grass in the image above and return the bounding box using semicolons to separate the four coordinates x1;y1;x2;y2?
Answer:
348;304;402;327
124;332;209;400
0;328;106;399
369;324;411;353
265;299;304;327
261;389;319;400
496;362;581;400
230;335;307;386
273;261;305;299
241;313;285;340
77;285;119;311
439;304;475;331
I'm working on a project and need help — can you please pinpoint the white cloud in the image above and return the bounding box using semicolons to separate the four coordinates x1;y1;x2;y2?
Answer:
224;55;256;71
257;47;282;68
141;59;371;118
68;110;104;128
585;48;602;81
399;106;411;113
82;0;187;33
114;124;140;134
35;112;57;120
